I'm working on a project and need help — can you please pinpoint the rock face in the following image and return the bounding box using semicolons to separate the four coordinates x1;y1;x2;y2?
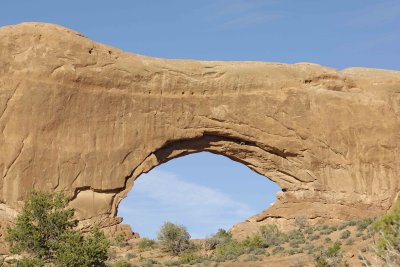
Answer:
0;23;399;241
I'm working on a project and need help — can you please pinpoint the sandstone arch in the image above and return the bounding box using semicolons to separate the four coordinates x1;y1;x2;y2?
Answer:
0;23;399;238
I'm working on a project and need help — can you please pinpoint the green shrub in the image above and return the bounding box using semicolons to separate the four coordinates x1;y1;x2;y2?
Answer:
287;229;305;248
326;242;341;257
308;234;320;241
315;225;329;231
115;233;126;247
55;226;110;267
115;259;132;267
356;218;374;231
304;228;314;235
204;229;232;250
139;258;158;267
6;191;110;267
345;238;354;245
126;253;136;260
272;245;285;255
214;240;245;261
371;196;400;262
303;244;315;250
259;224;286;246
16;257;45;267
242;234;267;249
138;238;156;251
314;242;344;267
245;254;259;261
180;251;203;264
249;247;265;255
340;230;351;239
295;216;309;230
320;228;334;235
163;259;182;266
338;223;347;230
157;222;191;255
214;228;232;239
324;237;332;243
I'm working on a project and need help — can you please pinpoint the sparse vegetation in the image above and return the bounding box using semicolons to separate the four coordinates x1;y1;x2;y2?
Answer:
138;238;156;251
8;193;396;267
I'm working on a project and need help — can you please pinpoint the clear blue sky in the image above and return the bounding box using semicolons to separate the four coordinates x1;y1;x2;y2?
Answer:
2;0;399;238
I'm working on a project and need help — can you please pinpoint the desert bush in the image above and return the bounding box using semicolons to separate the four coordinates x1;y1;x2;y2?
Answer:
309;234;320;241
242;234;267;249
272;245;285;255
340;230;351;239
115;259;132;267
338;223;347;231
314;242;345;267
305;227;314;235
245;254;259;261
126;252;136;260
55;226;110;267
348;220;357;226
180;251;204;264
356;218;374;231
259;224;286;246
324;237;332;243
138;238;156;251
371;195;400;266
16;257;45;267
295;216;309;230
204;229;232;250
249;247;265;255
115;233;126;247
157;222;191;255
287;229;306;248
315;225;329;231
6;191;110;267
345;238;354;245
163;259;182;266
330;226;338;232
214;240;245;261
139;257;158;267
356;232;363;237
304;244;315;250
320;228;334;235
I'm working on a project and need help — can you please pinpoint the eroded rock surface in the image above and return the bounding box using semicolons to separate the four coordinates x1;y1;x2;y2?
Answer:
0;23;399;242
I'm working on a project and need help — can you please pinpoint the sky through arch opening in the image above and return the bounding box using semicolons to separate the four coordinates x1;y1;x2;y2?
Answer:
118;152;281;239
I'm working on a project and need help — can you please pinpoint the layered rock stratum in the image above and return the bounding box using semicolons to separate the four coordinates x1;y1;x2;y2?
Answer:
0;23;399;245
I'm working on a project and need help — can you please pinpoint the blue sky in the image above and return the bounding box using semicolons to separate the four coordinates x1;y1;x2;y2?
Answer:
2;0;399;238
119;153;280;238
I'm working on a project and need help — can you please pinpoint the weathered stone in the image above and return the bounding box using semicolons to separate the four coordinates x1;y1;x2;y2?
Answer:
0;23;399;242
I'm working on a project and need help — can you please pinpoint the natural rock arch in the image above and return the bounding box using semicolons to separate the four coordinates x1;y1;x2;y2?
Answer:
0;23;399;238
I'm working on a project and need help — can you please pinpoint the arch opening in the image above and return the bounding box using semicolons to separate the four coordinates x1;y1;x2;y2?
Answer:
118;151;281;239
